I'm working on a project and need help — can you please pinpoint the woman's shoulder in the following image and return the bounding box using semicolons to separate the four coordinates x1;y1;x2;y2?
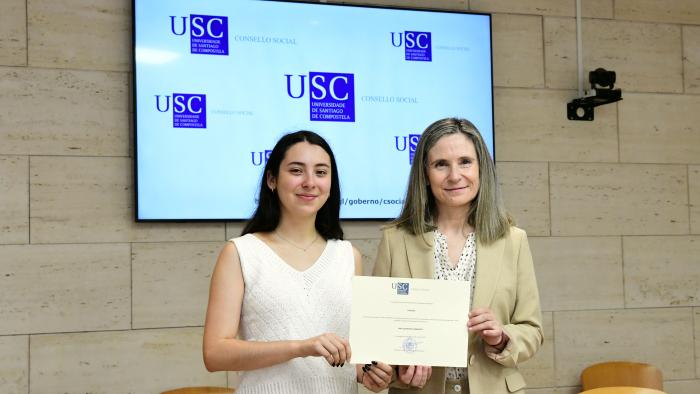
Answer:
380;224;409;238
227;232;253;244
508;225;527;237
226;233;265;252
502;225;528;243
328;237;352;249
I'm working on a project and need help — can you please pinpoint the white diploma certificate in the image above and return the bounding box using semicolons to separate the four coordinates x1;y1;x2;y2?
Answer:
349;276;469;367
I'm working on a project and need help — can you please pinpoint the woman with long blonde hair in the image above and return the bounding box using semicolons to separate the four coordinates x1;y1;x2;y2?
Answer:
374;118;543;393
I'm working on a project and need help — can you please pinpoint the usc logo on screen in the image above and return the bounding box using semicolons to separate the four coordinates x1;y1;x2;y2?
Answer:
154;93;207;129
394;134;421;164
285;72;356;122
169;14;229;55
390;31;432;62
250;150;272;167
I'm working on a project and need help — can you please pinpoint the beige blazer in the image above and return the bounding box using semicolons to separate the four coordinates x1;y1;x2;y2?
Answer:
372;225;543;394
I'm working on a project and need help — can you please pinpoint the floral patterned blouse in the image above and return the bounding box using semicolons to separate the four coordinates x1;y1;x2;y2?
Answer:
433;229;477;381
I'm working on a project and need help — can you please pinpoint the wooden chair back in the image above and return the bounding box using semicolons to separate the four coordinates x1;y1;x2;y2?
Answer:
161;387;235;394
580;386;666;394
581;361;663;391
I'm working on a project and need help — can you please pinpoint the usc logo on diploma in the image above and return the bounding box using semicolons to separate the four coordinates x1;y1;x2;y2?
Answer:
393;282;410;295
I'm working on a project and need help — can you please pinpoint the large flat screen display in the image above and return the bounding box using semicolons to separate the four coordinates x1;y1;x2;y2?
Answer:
134;0;493;220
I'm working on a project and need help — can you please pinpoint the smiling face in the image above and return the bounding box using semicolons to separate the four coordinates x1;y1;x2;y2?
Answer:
267;141;332;219
426;133;480;213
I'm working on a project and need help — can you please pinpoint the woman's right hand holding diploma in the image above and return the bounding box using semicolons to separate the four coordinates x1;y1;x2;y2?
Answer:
358;361;393;392
398;365;432;389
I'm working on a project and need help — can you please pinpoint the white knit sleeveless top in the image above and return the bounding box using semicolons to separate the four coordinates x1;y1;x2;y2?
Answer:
231;234;357;394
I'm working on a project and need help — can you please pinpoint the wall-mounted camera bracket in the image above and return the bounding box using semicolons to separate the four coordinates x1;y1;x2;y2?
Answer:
567;0;622;121
567;69;622;121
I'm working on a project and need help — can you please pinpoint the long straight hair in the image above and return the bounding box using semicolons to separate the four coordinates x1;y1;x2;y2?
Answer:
392;118;511;244
242;130;343;240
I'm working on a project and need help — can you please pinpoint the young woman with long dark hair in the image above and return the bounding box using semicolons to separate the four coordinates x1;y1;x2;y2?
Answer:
203;131;392;394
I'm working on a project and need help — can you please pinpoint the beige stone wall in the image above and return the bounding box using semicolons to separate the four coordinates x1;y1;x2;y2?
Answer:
1;0;698;393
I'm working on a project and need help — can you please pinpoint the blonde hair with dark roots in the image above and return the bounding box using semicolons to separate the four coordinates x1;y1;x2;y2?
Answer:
392;117;512;244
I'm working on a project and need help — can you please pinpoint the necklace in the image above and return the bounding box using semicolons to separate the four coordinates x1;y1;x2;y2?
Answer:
274;230;319;252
